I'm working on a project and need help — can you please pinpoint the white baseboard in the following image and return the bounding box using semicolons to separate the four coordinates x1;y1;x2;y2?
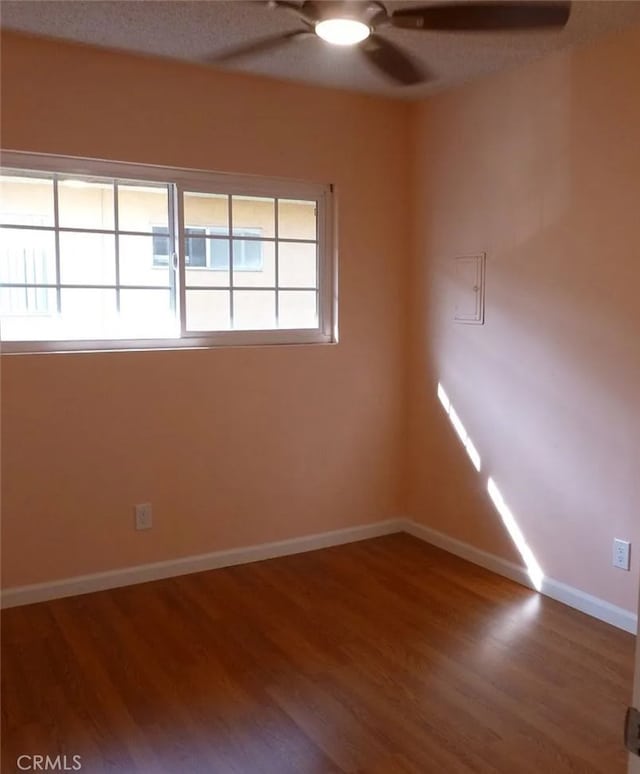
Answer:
403;519;638;635
3;516;637;634
0;518;403;609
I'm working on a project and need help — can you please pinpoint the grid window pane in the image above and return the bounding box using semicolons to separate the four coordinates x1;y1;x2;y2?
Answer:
58;179;115;230
233;240;274;286
59;232;116;286
278;291;317;329
1;285;56;318
186;289;230;331
0;228;56;288
278;242;317;288
60;288;117;338
120;235;172;287
232;195;275;238
0;286;58;340
151;226;170;266
232;235;262;271
278;199;316;240
184;193;229;232
0;174;54;227
185;229;207;267
210;238;230;271
119;290;175;337
185;238;229;288
118;183;169;233
233;290;276;330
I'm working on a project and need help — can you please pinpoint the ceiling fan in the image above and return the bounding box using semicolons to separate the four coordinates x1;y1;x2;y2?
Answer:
211;1;571;86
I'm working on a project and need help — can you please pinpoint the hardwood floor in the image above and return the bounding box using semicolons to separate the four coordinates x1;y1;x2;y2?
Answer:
1;533;635;773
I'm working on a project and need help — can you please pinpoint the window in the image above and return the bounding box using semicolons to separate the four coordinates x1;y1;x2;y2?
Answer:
0;153;335;352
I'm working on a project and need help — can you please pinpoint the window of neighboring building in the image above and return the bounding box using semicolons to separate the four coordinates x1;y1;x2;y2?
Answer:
0;153;335;352
152;226;263;271
209;227;263;271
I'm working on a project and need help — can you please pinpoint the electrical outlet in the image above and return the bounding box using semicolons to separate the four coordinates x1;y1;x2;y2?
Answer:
135;503;152;531
613;538;630;570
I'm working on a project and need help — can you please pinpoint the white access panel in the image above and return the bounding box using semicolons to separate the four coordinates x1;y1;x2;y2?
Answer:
452;253;485;325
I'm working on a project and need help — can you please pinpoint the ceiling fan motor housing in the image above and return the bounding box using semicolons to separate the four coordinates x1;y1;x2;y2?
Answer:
307;1;386;25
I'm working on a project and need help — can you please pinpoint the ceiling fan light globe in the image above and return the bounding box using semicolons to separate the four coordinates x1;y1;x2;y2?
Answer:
315;18;371;46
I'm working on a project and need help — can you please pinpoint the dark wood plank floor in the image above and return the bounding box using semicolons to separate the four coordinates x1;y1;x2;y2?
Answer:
1;533;635;773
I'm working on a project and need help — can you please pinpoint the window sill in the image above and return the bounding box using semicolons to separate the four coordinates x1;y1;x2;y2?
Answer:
0;329;335;355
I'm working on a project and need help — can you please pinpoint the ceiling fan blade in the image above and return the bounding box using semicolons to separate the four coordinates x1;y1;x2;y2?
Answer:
390;2;571;32
360;35;427;86
207;30;311;64
263;0;318;26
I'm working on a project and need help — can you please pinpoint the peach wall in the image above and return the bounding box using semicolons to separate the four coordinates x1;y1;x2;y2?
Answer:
0;32;411;587
3;25;639;616
407;26;640;611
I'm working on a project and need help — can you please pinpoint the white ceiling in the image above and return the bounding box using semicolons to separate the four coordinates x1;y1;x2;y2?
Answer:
2;0;640;99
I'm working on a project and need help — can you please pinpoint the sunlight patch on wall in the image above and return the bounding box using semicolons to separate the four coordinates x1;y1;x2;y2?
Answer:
437;381;545;594
437;383;481;471
487;478;544;591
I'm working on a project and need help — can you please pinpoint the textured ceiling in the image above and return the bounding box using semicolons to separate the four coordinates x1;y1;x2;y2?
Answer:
2;0;640;99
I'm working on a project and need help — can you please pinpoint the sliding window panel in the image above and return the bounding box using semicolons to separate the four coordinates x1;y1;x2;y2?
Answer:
0;287;58;341
119;235;172;287
232;195;275;238
185;289;231;331
59;288;117;338
233;240;275;287
184;192;229;232
119;289;176;338
0;228;56;286
184;230;207;269
118;183;169;233
59;232;116;286
278;290;317;329
277;199;316;240
58;178;115;230
233;290;276;330
278;242;317;288
0;174;54;226
184;238;230;288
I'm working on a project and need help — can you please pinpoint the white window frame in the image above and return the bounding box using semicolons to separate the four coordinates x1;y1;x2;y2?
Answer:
0;151;337;353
